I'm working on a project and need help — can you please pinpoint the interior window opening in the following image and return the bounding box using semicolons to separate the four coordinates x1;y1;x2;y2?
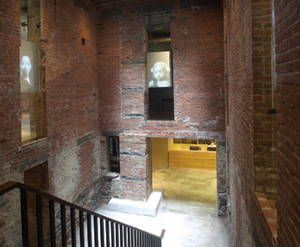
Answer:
20;0;46;143
145;13;174;120
109;136;120;173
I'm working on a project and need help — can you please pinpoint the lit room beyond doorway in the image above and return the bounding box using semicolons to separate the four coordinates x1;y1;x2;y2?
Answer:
152;138;217;205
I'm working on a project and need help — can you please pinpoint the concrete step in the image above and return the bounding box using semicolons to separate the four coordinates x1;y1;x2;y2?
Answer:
107;191;163;216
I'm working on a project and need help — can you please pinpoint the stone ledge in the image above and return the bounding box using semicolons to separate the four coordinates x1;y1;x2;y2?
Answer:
107;191;163;216
255;192;278;243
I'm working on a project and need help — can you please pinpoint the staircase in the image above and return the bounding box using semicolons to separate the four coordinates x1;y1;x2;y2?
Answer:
0;181;165;247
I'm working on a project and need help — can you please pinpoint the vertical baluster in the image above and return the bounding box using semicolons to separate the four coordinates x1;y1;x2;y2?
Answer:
36;195;43;247
135;230;138;247
87;214;92;247
100;218;105;247
70;207;76;247
139;231;142;247
20;190;29;247
80;211;85;247
131;228;136;247
129;227;131;247
136;231;139;247
146;234;149;247
111;222;115;247
94;216;99;247
61;204;67;247
146;232;148;247
142;232;145;247
120;225;123;247
128;227;131;247
124;227;128;247
140;232;143;247
115;224;119;247
106;220;110;247
49;200;56;247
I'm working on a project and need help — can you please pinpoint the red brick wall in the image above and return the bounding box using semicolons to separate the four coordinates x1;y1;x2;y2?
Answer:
226;0;276;245
276;0;300;246
227;0;300;246
97;0;225;138
79;141;96;190
0;1;100;243
96;0;225;200
252;0;277;201
0;2;22;158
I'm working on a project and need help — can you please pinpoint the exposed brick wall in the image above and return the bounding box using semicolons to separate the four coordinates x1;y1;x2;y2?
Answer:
226;0;253;215
0;1;101;245
0;1;22;162
97;0;225;136
226;0;300;246
252;0;277;201
225;0;275;246
96;0;225;201
275;0;300;246
117;133;151;200
79;141;96;190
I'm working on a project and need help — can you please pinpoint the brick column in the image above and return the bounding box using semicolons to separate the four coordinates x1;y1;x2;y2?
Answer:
113;133;152;201
217;140;227;217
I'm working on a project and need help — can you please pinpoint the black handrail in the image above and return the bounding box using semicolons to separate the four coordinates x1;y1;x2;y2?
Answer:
0;181;165;247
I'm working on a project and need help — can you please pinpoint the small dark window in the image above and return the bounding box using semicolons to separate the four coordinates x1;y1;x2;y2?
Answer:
109;137;120;173
110;137;119;157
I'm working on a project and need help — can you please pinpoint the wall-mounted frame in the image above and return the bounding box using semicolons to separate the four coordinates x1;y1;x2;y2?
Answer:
20;40;39;92
147;51;172;88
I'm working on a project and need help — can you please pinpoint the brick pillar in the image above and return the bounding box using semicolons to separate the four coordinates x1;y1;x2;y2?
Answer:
216;140;227;217
114;133;152;201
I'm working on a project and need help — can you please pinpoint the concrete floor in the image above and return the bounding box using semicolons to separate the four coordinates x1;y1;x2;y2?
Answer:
153;167;217;204
96;168;228;247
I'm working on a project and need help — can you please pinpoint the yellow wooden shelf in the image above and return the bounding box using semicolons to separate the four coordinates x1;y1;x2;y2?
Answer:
169;149;216;170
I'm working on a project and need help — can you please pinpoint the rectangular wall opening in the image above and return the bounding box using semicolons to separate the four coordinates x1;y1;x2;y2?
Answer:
109;136;120;173
152;138;217;203
20;0;47;143
145;13;174;120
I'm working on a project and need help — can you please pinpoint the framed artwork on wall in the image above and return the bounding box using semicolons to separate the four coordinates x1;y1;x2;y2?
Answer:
20;40;39;92
147;51;172;88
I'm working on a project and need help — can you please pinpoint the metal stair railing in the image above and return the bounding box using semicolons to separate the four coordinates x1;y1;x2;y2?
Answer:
0;181;165;247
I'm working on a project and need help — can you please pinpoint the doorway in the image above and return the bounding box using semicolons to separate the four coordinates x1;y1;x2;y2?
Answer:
151;138;217;204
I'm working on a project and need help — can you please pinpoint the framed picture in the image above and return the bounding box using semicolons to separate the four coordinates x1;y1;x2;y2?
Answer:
147;51;172;88
20;40;39;92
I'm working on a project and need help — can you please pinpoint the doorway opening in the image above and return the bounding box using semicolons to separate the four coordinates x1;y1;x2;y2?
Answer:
151;138;217;204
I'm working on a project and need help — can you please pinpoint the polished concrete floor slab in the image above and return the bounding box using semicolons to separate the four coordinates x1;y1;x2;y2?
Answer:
97;198;228;247
96;168;228;247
